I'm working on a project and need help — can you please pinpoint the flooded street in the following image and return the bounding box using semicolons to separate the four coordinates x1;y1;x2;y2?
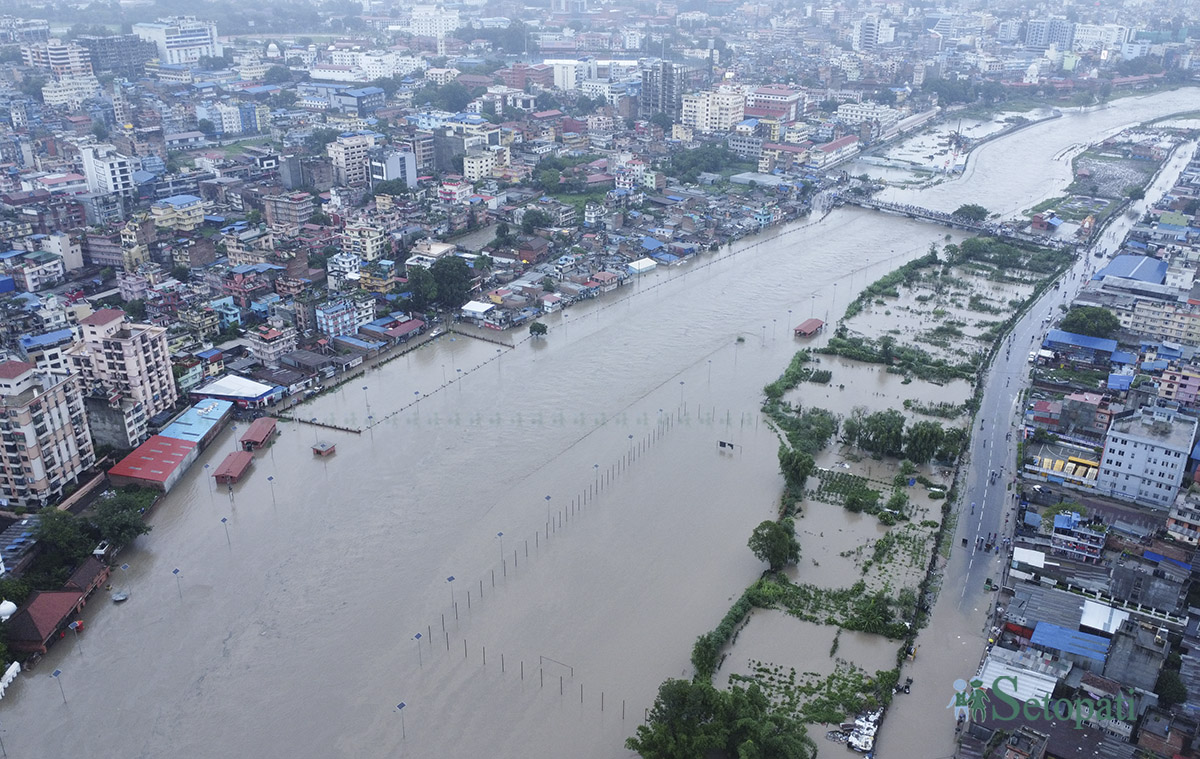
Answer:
9;88;1199;758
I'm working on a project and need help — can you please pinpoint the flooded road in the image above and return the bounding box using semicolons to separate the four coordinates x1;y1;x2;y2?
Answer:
9;88;1199;758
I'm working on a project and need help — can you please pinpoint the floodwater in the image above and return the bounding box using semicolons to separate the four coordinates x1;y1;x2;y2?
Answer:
9;87;1200;758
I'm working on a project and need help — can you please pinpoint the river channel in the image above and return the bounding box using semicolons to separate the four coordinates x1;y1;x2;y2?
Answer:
10;87;1199;758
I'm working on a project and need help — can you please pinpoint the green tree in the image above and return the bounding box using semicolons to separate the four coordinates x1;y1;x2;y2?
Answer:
123;299;146;321
306;127;341;153
171;265;191;282
529;321;548;337
91;121;110;140
1125;186;1146;201
537;169;561;192
521;209;553;234
936;426;967;462
904;421;945;464
952;204;989;221
1059;306;1120;338
430;255;472;309
371;179;408;197
860;409;906;457
649;111;674;132
406;266;438;311
18;76;46;100
778;446;814;492
540;276;556;293
263;65;291;84
627;679;727;759
91;493;152;548
34;509;93;568
747;518;800;571
197;118;217;137
1156;669;1188;707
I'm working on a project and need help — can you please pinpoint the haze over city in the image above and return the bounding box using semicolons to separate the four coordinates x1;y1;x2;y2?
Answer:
0;0;1193;757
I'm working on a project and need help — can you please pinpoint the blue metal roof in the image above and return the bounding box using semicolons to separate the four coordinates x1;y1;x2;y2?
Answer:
19;328;74;349
1024;511;1042;527
1031;622;1108;663
158;194;202;207
159;399;234;444
1111;350;1137;364
1046;329;1118;353
1097;254;1168;285
1142;359;1168;371
1107;374;1133;391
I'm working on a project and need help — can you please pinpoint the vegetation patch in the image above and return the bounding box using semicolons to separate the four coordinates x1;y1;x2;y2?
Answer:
730;660;901;724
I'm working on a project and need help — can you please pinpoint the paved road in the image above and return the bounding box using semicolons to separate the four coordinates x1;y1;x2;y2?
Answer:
876;140;1196;758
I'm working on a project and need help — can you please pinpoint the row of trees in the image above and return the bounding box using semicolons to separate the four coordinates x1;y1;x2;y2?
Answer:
841;407;966;464
626;679;815;759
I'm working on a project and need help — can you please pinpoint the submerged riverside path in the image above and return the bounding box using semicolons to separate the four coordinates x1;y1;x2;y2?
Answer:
9;88;1200;759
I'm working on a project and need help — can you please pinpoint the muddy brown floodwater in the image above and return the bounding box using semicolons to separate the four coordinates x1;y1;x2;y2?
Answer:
7;88;1199;758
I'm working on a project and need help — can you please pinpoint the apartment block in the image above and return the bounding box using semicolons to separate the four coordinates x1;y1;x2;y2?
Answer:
1096;407;1199;509
66;309;178;448
0;360;94;509
21;38;93;78
340;222;390;262
328;132;378;187
263;192;315;232
132;16;221;65
680;89;745;134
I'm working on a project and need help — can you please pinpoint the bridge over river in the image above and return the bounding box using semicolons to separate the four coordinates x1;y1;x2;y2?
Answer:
836;194;1079;250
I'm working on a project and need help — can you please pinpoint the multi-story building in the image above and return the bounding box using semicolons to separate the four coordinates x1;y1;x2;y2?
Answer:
76;33;158;74
315;298;362;337
640;60;692;121
1048;510;1105;563
409;5;460;38
1167;491;1200;545
1025;18;1075;50
369;148;417;189
120;215;154;271
1096;406;1199;509
680;88;745;134
133;17;221;65
340;222;389;262
150;194;207;231
0;360;94;509
326;252;362;291
66;309;178;448
263;192;314;232
21;38;93;78
327;132;377;187
2;250;64;292
80;144;135;197
1160;365;1200;408
246;320;297;367
463;149;497;181
41;75;102;109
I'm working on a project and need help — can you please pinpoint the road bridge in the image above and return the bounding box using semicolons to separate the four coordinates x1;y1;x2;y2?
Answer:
835;195;1078;251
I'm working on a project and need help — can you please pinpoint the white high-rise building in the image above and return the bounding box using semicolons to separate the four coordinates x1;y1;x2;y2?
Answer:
0;360;94;509
1096;407;1198;508
680;88;745;134
409;6;460;38
133;17;221;65
328;132;378;187
80;144;135;197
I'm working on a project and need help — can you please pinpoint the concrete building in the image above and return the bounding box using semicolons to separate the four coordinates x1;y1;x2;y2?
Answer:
0;360;94;509
640;60;692;120
368;148;417;189
327;132;377;187
315;297;372;337
80;144;135;197
246;320;297;367
133;17;221;65
340;222;389;262
263;192;315;232
680;88;745;134
76;33;157;75
1096;406;1198;508
149;194;206;231
409;5;460;38
21;38;93;78
66;309;178;449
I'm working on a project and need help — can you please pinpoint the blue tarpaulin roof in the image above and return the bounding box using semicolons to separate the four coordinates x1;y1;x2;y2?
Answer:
1144;550;1193;571
1031;622;1108;663
1097;254;1168;284
640;237;664;251
1107;374;1133;391
1047;329;1118;353
1142;359;1168;371
1111;350;1137;364
1024;511;1043;527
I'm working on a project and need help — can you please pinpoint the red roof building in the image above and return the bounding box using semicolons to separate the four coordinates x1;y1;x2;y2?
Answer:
794;318;824;336
108;435;199;492
213;451;253;485
7;590;86;653
239;417;278;451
